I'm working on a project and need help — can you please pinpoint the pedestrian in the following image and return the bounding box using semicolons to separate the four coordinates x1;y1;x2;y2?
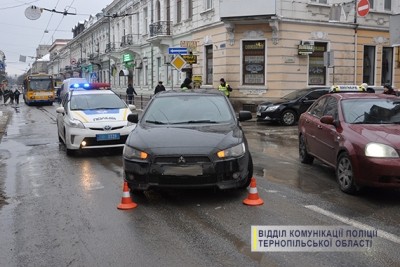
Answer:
180;78;192;91
0;88;3;102
126;83;137;104
218;78;232;97
14;88;21;105
9;89;15;105
3;88;11;105
154;81;166;95
383;84;397;96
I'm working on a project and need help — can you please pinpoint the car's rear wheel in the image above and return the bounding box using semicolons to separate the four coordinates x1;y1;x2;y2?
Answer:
280;110;296;126
336;152;357;194
299;135;314;164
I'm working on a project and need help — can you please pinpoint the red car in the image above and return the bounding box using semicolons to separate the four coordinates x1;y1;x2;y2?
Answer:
298;91;400;194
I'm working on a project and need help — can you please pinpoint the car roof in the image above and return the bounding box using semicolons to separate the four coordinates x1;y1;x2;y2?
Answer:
154;89;225;97
328;92;398;100
70;89;116;96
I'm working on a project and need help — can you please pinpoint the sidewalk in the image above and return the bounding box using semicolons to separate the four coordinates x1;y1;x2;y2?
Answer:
0;103;12;144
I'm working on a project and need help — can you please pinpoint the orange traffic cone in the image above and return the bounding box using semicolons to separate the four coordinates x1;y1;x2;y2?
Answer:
117;181;138;210
243;177;264;206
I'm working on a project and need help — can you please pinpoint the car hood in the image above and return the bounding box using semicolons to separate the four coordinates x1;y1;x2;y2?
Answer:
70;108;130;124
349;124;400;147
259;98;291;106
126;123;244;154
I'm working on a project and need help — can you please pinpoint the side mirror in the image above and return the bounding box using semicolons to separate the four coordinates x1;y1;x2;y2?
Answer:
56;106;65;114
127;113;139;123
320;115;335;125
238;110;252;121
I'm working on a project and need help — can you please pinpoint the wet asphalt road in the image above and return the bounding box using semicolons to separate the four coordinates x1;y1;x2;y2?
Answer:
0;103;399;267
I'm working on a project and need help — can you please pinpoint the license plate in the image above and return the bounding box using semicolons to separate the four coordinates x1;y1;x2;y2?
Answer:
96;133;120;141
163;165;203;176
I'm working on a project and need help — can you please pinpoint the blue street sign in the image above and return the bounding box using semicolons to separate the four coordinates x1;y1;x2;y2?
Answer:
168;47;188;55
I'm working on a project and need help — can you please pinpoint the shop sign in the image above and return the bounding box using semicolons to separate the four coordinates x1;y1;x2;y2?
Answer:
122;53;134;62
298;44;315;55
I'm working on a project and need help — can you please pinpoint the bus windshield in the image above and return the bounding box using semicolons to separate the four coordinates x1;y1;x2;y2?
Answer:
29;79;53;90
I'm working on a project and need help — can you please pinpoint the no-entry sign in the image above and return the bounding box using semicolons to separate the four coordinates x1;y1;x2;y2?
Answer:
357;0;370;17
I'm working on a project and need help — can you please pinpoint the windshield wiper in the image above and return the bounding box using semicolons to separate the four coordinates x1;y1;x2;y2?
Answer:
145;120;166;124
172;120;218;124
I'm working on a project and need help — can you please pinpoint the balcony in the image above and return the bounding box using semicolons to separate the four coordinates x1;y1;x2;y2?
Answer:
121;34;135;47
149;21;171;37
148;21;172;47
105;43;116;53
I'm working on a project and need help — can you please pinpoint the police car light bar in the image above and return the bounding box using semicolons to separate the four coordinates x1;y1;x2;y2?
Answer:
330;85;366;93
70;83;90;89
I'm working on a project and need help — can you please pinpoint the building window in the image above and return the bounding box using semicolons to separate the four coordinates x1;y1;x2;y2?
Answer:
310;0;328;4
381;47;393;85
363;46;375;85
308;42;327;85
156;1;161;21
242;41;265;85
205;45;213;85
143;8;148;34
369;0;374;9
188;0;193;19
205;0;213;10
384;0;391;11
177;0;182;23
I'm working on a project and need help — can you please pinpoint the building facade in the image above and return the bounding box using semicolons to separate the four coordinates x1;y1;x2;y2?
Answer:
45;0;399;104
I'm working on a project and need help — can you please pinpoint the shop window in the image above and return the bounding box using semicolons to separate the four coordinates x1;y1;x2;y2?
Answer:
205;45;213;84
242;41;265;85
308;42;327;85
381;47;393;85
363;46;375;85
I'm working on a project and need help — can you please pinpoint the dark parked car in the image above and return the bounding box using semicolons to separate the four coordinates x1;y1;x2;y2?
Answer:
123;89;253;192
256;87;330;126
298;90;400;194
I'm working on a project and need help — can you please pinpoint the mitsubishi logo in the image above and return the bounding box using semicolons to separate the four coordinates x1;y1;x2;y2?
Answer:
103;125;112;131
178;156;186;164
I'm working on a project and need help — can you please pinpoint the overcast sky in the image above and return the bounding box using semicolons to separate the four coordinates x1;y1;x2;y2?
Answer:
1;0;113;77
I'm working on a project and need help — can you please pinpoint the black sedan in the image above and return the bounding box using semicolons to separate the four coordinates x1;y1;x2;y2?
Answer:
123;89;253;192
256;87;330;126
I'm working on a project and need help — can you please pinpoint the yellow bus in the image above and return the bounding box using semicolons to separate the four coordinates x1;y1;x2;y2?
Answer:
23;73;55;105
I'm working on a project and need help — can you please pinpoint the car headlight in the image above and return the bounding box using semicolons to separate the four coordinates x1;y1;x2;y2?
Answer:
123;145;148;160
69;119;85;129
365;143;399;158
217;143;245;159
266;105;280;112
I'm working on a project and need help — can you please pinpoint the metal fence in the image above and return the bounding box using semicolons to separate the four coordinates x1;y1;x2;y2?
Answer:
116;93;152;110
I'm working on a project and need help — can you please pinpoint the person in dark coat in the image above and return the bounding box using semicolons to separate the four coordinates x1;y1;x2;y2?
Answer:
154;81;166;95
180;78;192;90
3;88;11;105
126;84;137;104
383;84;397;96
14;88;21;104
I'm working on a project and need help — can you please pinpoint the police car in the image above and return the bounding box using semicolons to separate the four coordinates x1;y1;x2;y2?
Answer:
56;83;136;155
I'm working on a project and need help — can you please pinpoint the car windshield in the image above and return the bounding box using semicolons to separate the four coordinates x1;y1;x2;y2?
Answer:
281;89;310;100
142;95;234;124
70;93;126;110
342;99;400;124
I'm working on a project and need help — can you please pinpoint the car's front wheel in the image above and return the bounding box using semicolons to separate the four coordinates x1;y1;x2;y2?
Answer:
239;155;253;189
280;110;296;126
336;152;357;194
299;135;314;164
